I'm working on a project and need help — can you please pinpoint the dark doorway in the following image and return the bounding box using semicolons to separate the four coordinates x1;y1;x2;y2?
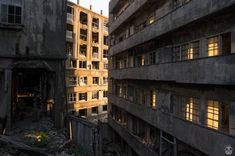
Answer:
12;69;55;122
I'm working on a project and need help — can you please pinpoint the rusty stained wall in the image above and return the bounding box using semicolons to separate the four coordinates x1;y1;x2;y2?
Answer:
0;0;67;129
0;0;66;58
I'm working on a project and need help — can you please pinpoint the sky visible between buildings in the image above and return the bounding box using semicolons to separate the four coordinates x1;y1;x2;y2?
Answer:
70;0;110;17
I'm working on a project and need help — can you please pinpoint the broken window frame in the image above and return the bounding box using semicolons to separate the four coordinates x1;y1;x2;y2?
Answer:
79;76;87;86
80;29;87;41
103;91;108;98
102;105;108;111
103;77;108;85
103;36;108;45
79;61;87;69
92;61;99;70
92;107;98;114
92;32;99;44
80;11;88;25
92;77;99;85
80;45;87;57
92;47;99;59
79;93;87;101
92;91;99;100
103;50;108;59
68;77;78;86
70;60;77;68
92;17;99;29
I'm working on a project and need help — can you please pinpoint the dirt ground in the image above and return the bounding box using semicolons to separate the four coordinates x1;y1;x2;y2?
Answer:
0;118;87;156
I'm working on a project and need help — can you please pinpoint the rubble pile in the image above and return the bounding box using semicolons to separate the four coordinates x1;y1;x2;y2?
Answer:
1;118;87;156
0;144;28;156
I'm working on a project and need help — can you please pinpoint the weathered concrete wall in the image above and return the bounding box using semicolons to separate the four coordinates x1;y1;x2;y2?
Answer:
0;0;67;58
109;0;148;34
0;0;67;129
0;60;11;117
110;54;235;85
109;0;235;56
109;94;235;156
68;116;100;156
109;0;119;14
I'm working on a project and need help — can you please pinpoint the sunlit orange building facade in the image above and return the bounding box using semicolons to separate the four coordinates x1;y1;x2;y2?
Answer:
66;1;109;118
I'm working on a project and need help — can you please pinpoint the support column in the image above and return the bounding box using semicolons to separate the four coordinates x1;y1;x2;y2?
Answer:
231;25;235;54
159;131;162;156
229;102;235;135
6;69;12;134
87;108;92;117
200;95;207;126
54;61;66;128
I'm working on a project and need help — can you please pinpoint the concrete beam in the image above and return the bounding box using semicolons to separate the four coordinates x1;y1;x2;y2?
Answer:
110;54;235;85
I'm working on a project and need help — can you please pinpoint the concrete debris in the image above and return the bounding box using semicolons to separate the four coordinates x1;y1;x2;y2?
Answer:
2;118;86;156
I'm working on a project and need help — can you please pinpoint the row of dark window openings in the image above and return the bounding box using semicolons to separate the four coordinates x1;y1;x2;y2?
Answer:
67;6;101;29
68;76;108;86
110;104;207;156
79;46;109;58
69;60;108;70
80;30;109;45
67;44;108;59
114;84;232;135
68;91;108;102
76;105;108;117
110;0;191;46
66;24;108;43
113;32;231;69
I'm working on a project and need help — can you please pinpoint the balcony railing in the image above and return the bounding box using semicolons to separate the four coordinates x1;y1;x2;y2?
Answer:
92;53;99;59
92;22;99;29
67;13;74;23
66;31;73;39
80;34;87;41
104;26;108;32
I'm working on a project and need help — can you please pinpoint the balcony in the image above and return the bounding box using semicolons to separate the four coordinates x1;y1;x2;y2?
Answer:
92;22;99;30
109;116;158;156
109;0;235;56
67;13;74;24
109;94;235;156
92;52;99;59
109;0;148;34
66;31;75;42
80;34;87;42
103;26;108;32
110;54;235;85
109;0;120;13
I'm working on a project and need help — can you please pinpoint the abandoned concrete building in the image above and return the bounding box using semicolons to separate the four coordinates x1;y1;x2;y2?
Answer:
0;0;67;133
108;0;235;156
66;1;109;118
